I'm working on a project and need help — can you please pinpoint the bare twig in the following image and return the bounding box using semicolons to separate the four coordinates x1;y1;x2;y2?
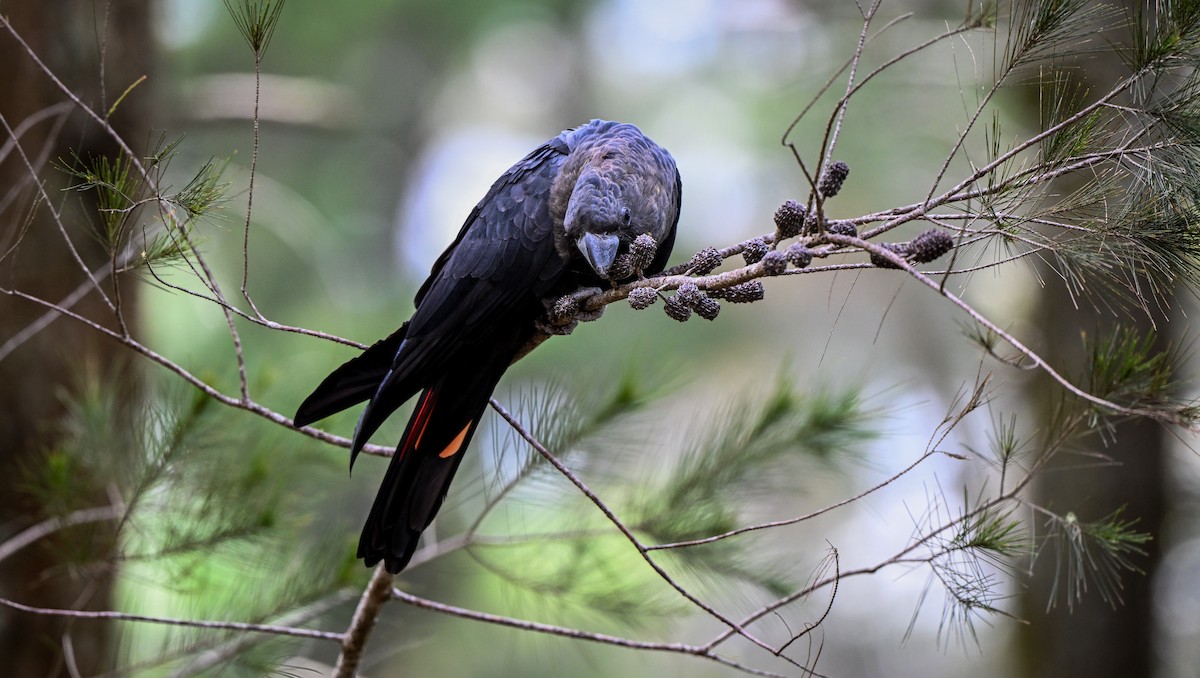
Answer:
0;506;124;565
239;44;267;318
168;588;357;678
489;398;801;666
647;449;947;551
0;112;115;314
776;546;839;656
0;287;394;455
827;233;1193;427
0;597;345;642
391;585;809;678
820;0;881;170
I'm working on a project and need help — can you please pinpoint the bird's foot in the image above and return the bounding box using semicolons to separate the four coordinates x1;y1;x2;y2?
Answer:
539;286;605;335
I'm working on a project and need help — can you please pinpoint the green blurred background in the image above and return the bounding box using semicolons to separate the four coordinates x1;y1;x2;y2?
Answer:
4;0;1200;676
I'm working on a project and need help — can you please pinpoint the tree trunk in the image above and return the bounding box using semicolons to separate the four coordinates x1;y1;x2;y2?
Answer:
1015;3;1166;675
1016;301;1166;678
0;2;154;675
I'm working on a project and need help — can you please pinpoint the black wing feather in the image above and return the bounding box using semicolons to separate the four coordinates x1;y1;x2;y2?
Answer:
293;324;409;428
414;141;568;307
347;140;572;457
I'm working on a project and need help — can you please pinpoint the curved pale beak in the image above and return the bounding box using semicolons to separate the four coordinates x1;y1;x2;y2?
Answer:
577;232;621;278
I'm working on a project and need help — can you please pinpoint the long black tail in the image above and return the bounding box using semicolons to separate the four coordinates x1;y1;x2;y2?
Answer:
357;370;502;573
295;323;520;574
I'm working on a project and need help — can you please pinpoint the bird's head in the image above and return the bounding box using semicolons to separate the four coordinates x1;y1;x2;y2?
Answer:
553;122;680;280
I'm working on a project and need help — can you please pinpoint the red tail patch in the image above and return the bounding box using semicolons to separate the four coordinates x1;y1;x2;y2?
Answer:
403;390;438;459
401;390;473;460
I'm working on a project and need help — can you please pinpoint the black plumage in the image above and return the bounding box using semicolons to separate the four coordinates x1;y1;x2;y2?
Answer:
294;120;681;573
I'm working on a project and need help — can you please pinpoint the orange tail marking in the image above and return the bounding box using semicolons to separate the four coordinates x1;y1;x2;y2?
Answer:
438;423;472;458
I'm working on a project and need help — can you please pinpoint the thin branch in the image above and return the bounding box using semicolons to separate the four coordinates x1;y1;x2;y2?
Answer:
821;1;882;170
239;47;266;318
777;547;839;656
648;449;947;551
827;233;1193;426
488;398;799;665
0;597;345;643
390;585;806;678
0;112;114;313
167;588;357;678
0;506;124;565
931;69;1147;217
0;271;107;362
711;478;1040;653
0;286;394;455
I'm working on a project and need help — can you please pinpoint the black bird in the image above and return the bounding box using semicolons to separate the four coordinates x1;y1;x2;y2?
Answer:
294;120;681;574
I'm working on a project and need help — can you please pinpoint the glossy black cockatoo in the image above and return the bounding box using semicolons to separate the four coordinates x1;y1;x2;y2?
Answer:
294;120;681;574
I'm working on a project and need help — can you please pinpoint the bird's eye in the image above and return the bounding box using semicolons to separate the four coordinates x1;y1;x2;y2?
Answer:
621;208;632;225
